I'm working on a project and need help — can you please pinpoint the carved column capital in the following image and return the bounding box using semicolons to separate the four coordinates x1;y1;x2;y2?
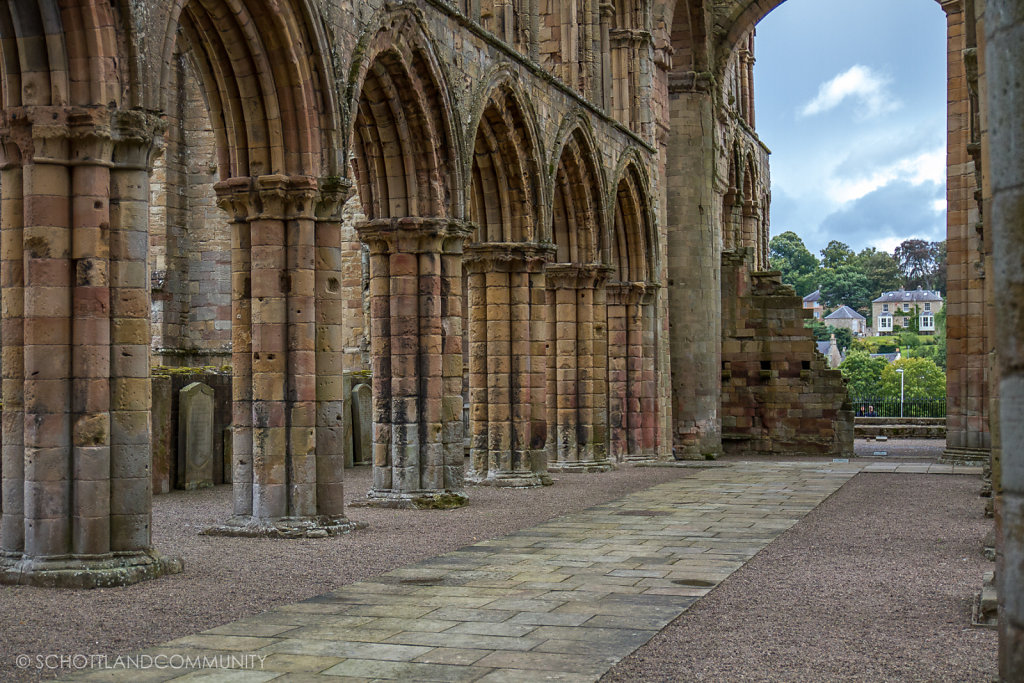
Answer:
355;216;472;255
315;177;355;222
111;109;164;171
464;241;556;273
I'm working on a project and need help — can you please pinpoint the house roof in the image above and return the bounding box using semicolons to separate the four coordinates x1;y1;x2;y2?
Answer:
872;286;943;304
825;305;865;321
803;289;821;303
816;341;831;356
870;352;901;363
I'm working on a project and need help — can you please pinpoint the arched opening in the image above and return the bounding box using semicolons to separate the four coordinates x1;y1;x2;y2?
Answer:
546;127;611;471
160;0;353;534
348;14;468;505
464;83;549;486
607;162;660;462
0;0;183;584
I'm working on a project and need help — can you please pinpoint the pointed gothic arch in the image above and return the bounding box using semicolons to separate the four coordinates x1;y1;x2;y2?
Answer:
347;10;470;505
547;121;611;472
464;77;551;486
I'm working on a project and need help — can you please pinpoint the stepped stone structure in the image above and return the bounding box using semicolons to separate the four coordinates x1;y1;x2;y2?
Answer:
0;0;1022;675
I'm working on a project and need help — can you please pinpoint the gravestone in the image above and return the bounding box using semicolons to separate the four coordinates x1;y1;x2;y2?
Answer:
352;383;372;465
178;382;215;489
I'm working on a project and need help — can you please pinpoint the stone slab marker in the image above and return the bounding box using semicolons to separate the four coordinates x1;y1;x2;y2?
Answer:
178;382;215;490
352;383;372;466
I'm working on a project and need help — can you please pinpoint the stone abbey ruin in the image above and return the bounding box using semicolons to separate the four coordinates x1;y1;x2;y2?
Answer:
0;0;1022;676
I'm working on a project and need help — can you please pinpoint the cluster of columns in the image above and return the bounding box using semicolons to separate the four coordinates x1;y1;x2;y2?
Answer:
607;282;660;462
357;218;470;507
737;33;756;128
0;107;180;586
465;243;552;486
545;264;613;472
206;175;357;536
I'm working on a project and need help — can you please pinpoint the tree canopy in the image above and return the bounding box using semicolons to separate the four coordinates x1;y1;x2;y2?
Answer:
894;239;946;292
769;231;819;297
881;357;946;401
839;349;887;398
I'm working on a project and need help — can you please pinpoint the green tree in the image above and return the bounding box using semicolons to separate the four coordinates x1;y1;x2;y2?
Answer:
819;265;871;312
839;350;887;399
849;247;901;299
820;240;854;270
895;239;946;293
881;357;946;400
769;231;819;297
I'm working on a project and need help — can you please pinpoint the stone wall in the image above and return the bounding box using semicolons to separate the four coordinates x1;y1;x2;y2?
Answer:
720;249;854;458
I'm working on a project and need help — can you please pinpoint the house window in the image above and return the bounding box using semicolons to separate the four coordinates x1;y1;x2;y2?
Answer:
883;304;889;312
903;302;910;312
878;316;893;332
924;303;931;311
920;315;935;331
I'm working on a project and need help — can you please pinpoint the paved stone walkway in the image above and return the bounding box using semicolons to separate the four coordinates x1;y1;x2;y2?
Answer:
70;461;979;682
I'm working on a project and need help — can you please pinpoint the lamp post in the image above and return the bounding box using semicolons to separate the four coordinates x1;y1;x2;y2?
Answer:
896;367;905;418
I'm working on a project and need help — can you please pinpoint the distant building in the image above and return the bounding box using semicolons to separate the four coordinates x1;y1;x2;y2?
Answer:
825;305;867;336
816;334;844;369
803;289;824;319
871;287;944;335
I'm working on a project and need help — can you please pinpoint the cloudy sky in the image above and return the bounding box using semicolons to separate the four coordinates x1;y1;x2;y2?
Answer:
753;0;948;257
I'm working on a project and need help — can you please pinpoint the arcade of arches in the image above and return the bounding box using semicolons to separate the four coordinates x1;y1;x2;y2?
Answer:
0;0;1022;674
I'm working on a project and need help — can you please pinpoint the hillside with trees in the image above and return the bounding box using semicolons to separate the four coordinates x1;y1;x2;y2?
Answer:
769;231;945;313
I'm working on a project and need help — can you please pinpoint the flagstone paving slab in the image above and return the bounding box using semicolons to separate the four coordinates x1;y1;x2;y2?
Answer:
65;462;976;682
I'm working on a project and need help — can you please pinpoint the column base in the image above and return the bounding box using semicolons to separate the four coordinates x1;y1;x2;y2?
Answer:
354;490;469;509
940;447;991;464
547;461;615;473
0;549;183;589
203;515;366;538
467;471;553;487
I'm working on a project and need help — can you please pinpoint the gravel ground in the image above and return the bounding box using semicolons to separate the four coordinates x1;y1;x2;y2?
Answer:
603;468;997;681
0;463;693;682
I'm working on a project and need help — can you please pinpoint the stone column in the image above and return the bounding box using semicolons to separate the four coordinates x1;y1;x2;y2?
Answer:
599;2;614;114
358;217;470;507
666;78;721;459
547;265;612;472
208;176;358;536
639;284;663;459
314;180;351;519
0;124;25;558
0;108;180;587
986;0;1024;675
625;285;644;458
607;283;629;460
465;243;552;486
942;0;990;463
609;281;661;462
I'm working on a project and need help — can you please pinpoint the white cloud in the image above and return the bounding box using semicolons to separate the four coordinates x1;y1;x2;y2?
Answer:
871;235;927;254
800;65;899;118
931;198;947;213
825;148;945;204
